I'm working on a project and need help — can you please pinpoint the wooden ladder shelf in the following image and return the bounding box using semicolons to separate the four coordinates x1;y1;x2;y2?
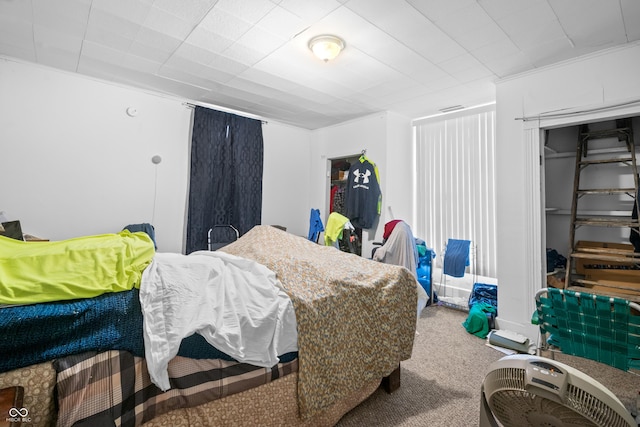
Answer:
564;118;640;302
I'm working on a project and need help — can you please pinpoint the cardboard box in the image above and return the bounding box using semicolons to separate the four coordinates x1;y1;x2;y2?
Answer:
575;240;638;274
573;241;640;300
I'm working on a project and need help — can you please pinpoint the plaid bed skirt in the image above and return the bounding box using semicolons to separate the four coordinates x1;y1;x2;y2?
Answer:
54;350;298;427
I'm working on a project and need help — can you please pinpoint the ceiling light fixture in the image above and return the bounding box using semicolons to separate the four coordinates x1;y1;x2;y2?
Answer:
308;35;345;62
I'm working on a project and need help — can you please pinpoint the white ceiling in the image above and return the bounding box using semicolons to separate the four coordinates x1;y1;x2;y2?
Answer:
1;0;639;129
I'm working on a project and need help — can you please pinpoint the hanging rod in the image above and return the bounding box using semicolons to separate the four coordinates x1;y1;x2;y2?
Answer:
515;98;640;122
182;102;268;124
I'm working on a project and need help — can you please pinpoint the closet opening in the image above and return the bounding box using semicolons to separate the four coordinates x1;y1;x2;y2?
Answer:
541;115;640;301
328;154;363;256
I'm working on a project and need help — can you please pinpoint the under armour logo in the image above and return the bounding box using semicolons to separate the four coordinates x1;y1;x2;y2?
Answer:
353;168;371;184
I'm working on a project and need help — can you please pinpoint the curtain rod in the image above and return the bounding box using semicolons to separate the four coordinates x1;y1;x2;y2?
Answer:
183;102;268;124
515;98;640;122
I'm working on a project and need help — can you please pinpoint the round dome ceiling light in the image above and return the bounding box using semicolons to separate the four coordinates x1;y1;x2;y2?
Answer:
308;35;345;62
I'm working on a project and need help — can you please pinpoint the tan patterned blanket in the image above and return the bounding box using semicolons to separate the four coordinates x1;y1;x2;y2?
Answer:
221;225;418;419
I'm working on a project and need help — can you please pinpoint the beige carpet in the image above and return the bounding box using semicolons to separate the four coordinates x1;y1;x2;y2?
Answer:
335;305;639;427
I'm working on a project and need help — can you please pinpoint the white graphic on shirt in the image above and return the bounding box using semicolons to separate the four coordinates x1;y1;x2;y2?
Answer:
353;168;371;184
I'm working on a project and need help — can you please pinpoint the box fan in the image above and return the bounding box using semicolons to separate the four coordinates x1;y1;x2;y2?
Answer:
480;354;636;427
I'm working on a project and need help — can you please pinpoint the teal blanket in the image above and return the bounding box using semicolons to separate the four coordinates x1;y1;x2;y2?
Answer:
462;302;496;338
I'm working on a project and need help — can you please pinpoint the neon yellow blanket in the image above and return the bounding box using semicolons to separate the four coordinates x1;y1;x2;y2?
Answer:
0;231;155;305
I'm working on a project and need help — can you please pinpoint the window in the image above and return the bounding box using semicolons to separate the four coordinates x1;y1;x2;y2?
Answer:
413;105;497;278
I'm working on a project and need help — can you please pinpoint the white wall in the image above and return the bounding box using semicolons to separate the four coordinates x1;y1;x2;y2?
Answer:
0;57;314;252
384;112;414;226
0;57;191;253
261;122;312;237
495;41;640;340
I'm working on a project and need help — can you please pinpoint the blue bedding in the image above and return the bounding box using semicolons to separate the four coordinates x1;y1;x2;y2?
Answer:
0;289;296;373
1;289;144;372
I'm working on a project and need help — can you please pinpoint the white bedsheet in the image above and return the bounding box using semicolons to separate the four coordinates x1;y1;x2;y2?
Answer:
139;250;298;391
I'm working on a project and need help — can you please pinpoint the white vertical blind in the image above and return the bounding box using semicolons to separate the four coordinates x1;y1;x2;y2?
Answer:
413;107;497;278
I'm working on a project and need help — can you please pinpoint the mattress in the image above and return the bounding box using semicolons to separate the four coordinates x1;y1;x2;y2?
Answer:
220;225;418;419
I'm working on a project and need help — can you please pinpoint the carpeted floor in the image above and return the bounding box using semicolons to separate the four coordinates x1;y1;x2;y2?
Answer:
335;304;639;427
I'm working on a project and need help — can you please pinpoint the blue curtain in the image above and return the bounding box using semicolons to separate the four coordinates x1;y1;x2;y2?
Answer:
186;107;263;254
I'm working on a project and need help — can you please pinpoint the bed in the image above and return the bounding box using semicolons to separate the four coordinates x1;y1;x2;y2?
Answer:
0;225;419;426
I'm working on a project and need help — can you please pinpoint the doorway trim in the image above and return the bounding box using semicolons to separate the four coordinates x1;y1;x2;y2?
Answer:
523;101;640;317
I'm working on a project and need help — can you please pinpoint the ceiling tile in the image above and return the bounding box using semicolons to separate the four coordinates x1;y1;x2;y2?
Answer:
278;0;343;22
473;38;521;62
433;2;496;39
345;0;468;64
239;67;338;104
234;25;287;56
215;0;276;25
184;27;235;54
0;16;34;51
222;42;269;66
152;0;217;24
91;0;152;26
85;10;139;51
199;7;252;41
256;6;308;39
165;48;248;84
549;0;627;47
173;42;218;66
134;27;182;55
479;0;549;21
407;0;477;24
121;53;164;74
522;37;581;68
33;0;91;39
97;63;214;98
438;53;494;84
0;0;32;20
80;40;125;65
0;43;36;62
482;51;532;77
34;51;78;71
448;22;509;52
159;63;228;89
143;6;194;39
128;39;174;64
34;25;82;54
621;0;640;40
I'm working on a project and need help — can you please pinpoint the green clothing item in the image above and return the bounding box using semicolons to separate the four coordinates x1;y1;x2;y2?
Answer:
324;212;350;246
462;302;496;339
0;230;155;305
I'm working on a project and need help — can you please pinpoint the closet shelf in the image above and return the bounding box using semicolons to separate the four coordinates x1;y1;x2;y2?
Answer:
576;188;636;196
578;156;634;166
570;250;640;264
573;217;640;228
545;147;638;159
546;209;631;216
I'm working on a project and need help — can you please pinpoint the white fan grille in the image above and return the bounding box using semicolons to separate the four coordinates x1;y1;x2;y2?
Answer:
565;383;632;427
485;368;632;427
